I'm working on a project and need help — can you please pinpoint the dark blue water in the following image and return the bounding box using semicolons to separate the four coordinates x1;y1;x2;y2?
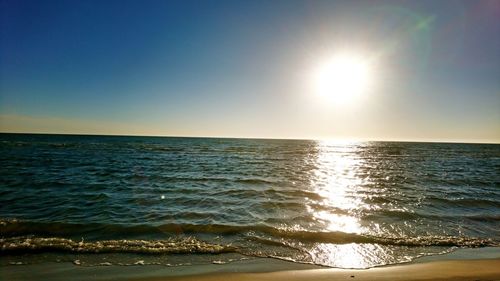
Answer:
1;134;499;268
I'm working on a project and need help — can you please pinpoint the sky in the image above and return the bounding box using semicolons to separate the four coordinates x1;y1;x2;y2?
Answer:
1;0;499;142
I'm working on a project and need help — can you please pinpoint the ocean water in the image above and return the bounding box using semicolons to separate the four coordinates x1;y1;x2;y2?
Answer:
1;133;499;268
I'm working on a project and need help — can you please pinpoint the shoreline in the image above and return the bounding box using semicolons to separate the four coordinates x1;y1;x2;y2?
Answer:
2;248;499;281
160;258;500;281
2;258;499;281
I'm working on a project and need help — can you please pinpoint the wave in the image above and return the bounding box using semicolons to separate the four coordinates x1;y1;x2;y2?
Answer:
1;219;498;249
273;231;498;247
426;197;500;208
0;236;235;254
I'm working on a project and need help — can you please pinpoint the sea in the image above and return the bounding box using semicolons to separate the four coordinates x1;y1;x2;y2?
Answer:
1;133;499;269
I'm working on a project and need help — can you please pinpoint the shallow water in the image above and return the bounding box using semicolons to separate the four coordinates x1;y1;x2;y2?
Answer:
1;134;499;268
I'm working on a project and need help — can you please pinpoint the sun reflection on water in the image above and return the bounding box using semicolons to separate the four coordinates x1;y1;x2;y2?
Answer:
310;140;368;233
308;243;394;269
306;140;375;267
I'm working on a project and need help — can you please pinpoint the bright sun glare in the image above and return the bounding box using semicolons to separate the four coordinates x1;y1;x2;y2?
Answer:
313;53;372;104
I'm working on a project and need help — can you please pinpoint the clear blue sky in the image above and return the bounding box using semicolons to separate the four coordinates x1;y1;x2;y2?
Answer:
1;0;499;142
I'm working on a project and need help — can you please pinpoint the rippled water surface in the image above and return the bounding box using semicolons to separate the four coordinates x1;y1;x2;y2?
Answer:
1;134;499;268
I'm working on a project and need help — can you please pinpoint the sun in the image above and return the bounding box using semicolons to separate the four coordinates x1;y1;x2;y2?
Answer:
312;53;372;104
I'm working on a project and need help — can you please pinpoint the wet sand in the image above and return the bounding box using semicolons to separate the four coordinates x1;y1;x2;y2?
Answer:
2;258;499;281
141;259;500;281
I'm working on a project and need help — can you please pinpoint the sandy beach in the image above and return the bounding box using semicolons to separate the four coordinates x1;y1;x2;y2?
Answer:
139;259;500;281
2;256;499;281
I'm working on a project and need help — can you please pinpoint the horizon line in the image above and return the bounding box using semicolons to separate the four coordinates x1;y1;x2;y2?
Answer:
1;131;499;145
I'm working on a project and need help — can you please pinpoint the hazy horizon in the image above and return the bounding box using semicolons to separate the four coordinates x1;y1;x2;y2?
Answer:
1;0;499;143
1;129;499;145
